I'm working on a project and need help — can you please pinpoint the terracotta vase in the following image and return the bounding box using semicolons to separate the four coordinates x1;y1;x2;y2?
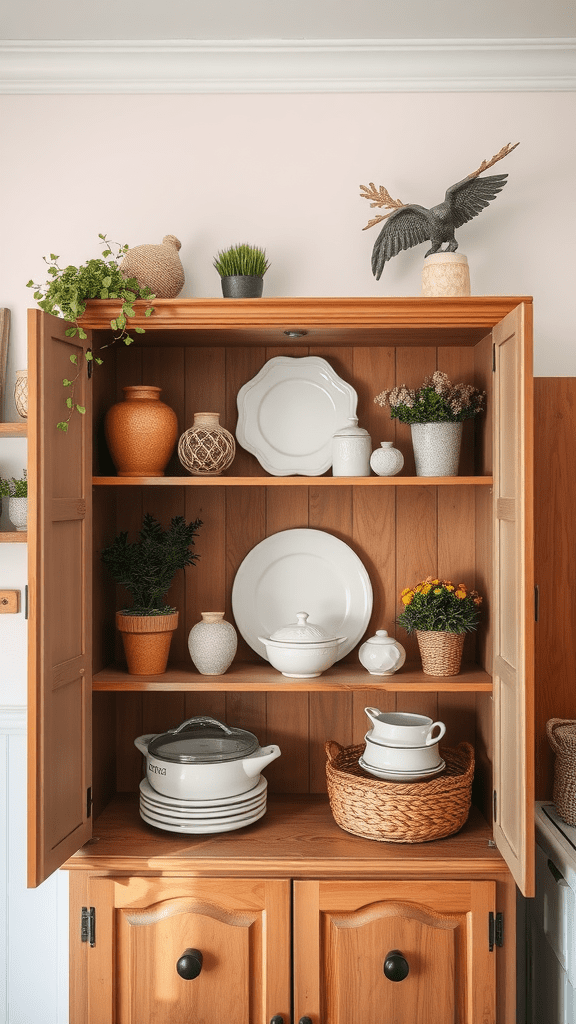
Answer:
116;611;179;675
105;386;178;477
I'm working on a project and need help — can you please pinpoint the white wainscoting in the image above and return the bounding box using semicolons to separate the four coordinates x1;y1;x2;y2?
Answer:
0;708;68;1024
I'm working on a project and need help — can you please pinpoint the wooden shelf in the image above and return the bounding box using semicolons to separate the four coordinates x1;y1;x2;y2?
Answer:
92;661;492;693
93;475;493;487
0;422;27;438
65;794;506;878
0;531;27;543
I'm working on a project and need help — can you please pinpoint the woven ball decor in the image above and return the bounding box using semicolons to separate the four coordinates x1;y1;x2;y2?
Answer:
178;412;236;476
119;234;185;298
326;740;474;843
546;718;576;827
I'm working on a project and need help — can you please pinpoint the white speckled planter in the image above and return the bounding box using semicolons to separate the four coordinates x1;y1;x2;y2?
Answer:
410;422;463;477
188;612;238;675
8;496;28;531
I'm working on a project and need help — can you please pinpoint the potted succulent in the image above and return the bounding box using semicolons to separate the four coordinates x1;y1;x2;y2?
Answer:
101;512;202;675
213;243;270;298
374;370;485;476
397;576;482;676
27;234;156;431
0;471;28;532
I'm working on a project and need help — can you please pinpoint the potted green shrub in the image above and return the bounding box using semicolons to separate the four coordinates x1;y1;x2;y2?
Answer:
0;471;28;532
397;576;482;676
374;371;485;476
27;234;156;431
213;243;270;298
101;512;202;675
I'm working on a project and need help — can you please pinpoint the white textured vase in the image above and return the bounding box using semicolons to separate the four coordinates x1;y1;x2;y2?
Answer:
410;422;463;477
370;441;404;477
332;417;371;476
188;612;238;675
8;497;28;531
421;253;470;296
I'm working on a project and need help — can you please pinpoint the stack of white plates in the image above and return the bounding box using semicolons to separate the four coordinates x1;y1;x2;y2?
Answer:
139;776;268;834
358;756;446;783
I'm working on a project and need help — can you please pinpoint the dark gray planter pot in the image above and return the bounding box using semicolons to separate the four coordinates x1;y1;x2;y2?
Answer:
220;275;264;298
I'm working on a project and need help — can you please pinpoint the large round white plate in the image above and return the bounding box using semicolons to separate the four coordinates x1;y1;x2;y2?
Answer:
232;529;373;661
139;804;267;834
236;356;358;476
140;776;267;808
358;756;446;783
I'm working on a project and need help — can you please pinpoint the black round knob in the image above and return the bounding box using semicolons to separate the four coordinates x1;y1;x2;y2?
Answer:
270;1017;284;1024
299;1018;313;1024
176;948;203;979
383;949;409;982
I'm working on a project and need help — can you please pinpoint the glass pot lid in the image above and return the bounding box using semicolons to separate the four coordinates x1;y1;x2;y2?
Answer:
147;716;260;764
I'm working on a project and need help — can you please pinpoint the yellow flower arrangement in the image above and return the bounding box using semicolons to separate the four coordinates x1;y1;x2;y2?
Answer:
397;576;482;634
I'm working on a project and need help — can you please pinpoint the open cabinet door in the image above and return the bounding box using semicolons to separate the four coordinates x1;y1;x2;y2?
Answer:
492;302;535;897
27;310;93;887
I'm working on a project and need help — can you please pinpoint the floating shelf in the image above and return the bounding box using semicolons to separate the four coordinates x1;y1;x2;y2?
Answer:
0;423;27;438
93;475;493;487
0;531;27;543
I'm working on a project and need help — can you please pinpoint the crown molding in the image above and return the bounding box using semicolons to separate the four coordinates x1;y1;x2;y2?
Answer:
1;37;575;94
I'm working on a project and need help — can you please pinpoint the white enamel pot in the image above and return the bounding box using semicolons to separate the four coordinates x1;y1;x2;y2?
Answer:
134;716;281;800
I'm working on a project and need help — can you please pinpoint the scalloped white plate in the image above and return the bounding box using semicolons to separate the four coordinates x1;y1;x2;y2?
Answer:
236;355;357;476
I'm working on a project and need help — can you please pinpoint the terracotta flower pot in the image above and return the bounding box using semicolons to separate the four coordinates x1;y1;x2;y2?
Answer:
116;610;179;675
104;386;178;477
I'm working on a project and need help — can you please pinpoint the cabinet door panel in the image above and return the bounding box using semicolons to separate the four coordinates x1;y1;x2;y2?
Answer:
492;302;535;897
28;310;92;886
294;879;496;1024
84;877;290;1024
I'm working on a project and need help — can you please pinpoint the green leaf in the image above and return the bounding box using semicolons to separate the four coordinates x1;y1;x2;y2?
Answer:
101;250;112;258
102;276;112;288
134;326;145;334
123;337;134;345
50;253;58;261
26;279;34;288
56;422;69;432
95;357;103;365
33;290;43;300
48;266;58;276
144;307;154;317
76;405;86;415
85;349;93;361
110;319;117;331
62;378;72;387
78;328;87;340
69;354;78;364
66;397;73;409
98;233;106;239
123;305;135;318
65;327;78;337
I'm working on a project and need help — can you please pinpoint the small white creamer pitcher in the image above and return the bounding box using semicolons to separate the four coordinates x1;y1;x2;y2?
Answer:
364;708;446;747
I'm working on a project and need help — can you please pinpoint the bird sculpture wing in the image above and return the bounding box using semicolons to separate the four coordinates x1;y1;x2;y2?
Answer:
371;205;432;280
445;173;509;230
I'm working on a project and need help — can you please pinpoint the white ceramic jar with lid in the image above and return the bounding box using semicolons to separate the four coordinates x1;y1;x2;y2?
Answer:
358;629;406;675
332;417;371;476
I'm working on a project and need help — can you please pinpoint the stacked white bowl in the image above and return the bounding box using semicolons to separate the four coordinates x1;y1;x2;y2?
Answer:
360;707;447;782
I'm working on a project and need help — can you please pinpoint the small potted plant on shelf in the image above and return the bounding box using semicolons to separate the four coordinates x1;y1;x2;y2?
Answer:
101;512;202;675
27;234;156;431
0;470;27;532
374;370;485;477
213;243;270;298
397;576;482;677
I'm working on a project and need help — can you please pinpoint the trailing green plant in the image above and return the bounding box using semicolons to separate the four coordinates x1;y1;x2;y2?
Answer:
374;370;485;424
397;576;482;635
0;471;27;497
101;513;202;615
213;243;270;278
27;234;156;431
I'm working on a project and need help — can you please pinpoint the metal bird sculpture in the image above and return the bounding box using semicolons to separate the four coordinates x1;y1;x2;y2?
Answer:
361;143;519;280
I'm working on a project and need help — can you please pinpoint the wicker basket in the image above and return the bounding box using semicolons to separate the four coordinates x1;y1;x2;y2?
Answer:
416;630;465;676
546;718;576;827
325;740;474;843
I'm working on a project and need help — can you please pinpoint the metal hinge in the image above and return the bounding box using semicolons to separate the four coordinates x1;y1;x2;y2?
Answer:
492;343;496;371
81;906;96;947
534;585;539;622
489;911;504;951
24;585;29;620
493;789;497;822
86;786;92;819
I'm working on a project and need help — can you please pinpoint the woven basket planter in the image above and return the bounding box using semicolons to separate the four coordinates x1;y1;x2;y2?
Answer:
326;740;474;843
116;611;178;675
416;630;465;676
546;718;576;827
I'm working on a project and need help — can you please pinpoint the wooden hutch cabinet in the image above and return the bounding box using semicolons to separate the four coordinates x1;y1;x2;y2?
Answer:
27;296;534;1023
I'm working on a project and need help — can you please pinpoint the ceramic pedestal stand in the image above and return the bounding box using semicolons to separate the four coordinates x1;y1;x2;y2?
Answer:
422;253;470;297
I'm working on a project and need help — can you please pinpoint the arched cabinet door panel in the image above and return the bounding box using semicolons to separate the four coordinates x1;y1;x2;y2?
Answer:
294;879;496;1024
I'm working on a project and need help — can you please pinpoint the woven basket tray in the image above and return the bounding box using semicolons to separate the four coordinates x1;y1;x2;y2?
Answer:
325;740;474;843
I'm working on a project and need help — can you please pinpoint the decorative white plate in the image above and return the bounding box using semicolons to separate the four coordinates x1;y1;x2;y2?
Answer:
140;776;267;808
358;756;446;783
139;804;267;834
236;356;358;476
231;528;373;661
140;791;267;819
